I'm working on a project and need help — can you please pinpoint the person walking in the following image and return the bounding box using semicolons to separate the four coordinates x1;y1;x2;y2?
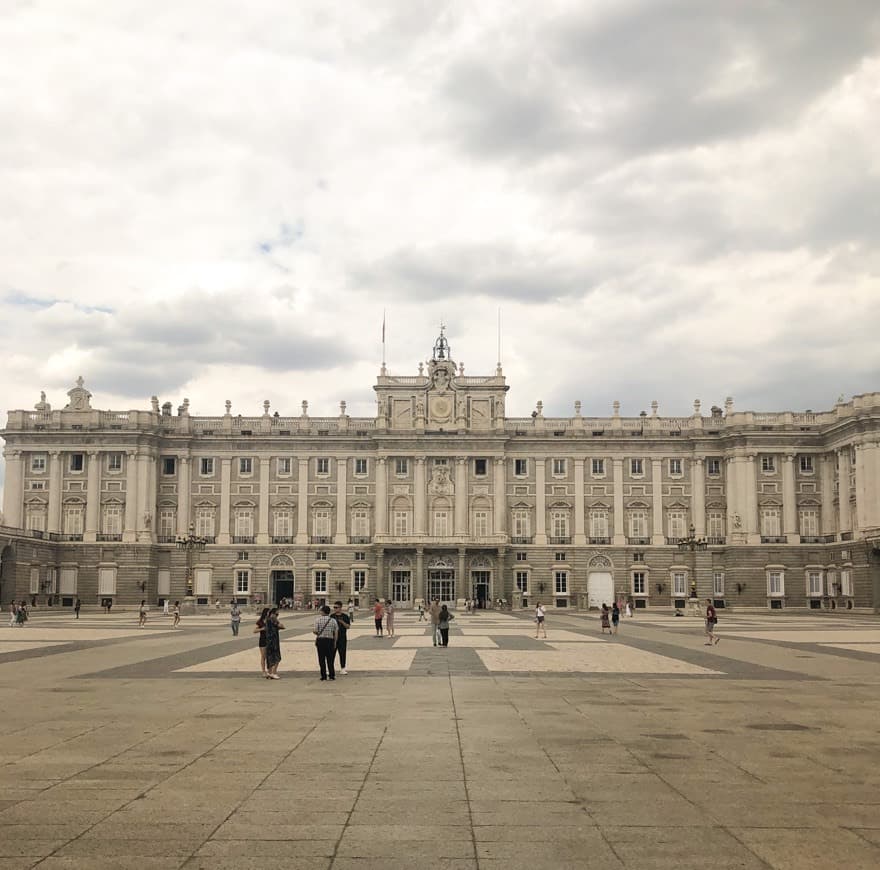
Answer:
625;599;633;618
373;599;385;638
438;604;454;647
314;604;338;681
163;598;169;616
254;607;269;676
331;600;352;675
230;600;242;636
611;601;620;635
534;602;547;638
17;601;28;627
171;601;180;628
600;603;612;635
705;599;719;645
9;602;17;627
264;608;285;679
417;600;426;621
385;599;395;637
138;600;147;628
73;598;81;619
429;598;442;646
347;598;355;623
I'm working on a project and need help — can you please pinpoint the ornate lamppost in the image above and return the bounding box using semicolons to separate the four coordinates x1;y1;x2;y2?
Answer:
677;523;707;601
176;523;207;597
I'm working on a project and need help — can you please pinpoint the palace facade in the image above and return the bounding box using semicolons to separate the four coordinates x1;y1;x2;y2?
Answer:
2;330;880;611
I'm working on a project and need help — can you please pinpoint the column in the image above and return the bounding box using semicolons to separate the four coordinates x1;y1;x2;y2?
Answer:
612;458;625;546
147;453;157;543
296;458;309;544
494;458;507;535
535;458;547;545
744;454;759;544
415;547;424;603
651;458;664;545
820;453;836;537
458;547;466;600
218;457;232;545
838;448;852;536
136;452;152;542
413;457;426;535
376;549;385;601
335;456;348;544
48;451;62;533
84;450;100;542
123;450;138;542
454;458;467;535
725;457;741;542
692;457;706;536
375;458;387;536
782;453;799;543
865;442;880;530
573;458;586;546
1;449;24;529
258;456;270;544
177;457;191;537
854;444;868;533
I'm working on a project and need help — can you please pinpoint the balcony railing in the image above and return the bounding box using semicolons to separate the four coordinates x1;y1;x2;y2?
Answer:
311;536;332;545
157;535;176;544
58;534;83;542
350;536;372;544
840;532;854;541
549;536;571;545
271;536;293;544
706;536;726;545
232;536;255;544
761;536;788;544
665;536;683;545
588;537;611;545
96;534;122;542
800;534;837;544
627;537;650;546
510;536;533;545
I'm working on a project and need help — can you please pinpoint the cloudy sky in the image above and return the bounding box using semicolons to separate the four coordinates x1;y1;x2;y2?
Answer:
2;0;880;440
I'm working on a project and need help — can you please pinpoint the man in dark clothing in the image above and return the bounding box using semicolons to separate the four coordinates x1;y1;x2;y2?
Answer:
331;600;352;675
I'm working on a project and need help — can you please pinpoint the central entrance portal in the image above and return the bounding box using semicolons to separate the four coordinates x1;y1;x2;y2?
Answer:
271;570;294;605
427;570;455;604
471;570;490;608
391;570;411;606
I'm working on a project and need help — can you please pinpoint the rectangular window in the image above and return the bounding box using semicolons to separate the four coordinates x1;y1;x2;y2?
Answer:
59;567;77;595
316;457;330;475
162;456;177;476
707;512;725;539
433;510;449;537
393;511;409;536
807;570;823;597
273;510;291;539
473;510;489;537
516;551;527;562
313;570;328;592
514;458;528;476
768;570;784;596
474;458;488;476
629;511;647;538
353;570;366;591
669;458;682;476
238;457;252;475
159;509;175;539
554;571;568;594
354;551;366;561
515;570;529;592
761;455;776;473
632;571;646;594
195;508;215;538
26;508;46;532
98;566;117;596
277;457;292;475
589;511;609;538
633;552;645;563
31;454;47;473
395;458;408;476
713;571;725;597
551;511;568;538
552;458;567;476
314;551;327;561
841;569;853;597
512;511;530;538
799;455;814;474
799;509;818;537
591;458;605;476
236;570;250;594
707;458;721;476
69;453;84;472
354;458;368;476
200;457;214;476
760;508;781;537
672;572;687;596
554;552;566;562
235;509;254;539
668;511;687;539
64;505;84;535
107;453;122;472
313;510;331;538
630;458;643;476
352;510;369;538
194;568;211;596
102;505;122;536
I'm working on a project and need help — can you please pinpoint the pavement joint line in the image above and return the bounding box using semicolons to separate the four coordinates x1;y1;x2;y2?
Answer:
450;670;480;869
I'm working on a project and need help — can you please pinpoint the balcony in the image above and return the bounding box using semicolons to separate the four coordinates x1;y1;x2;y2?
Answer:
549;536;571;545
373;533;508;547
588;537;611;545
350;536;372;544
311;536;332;545
760;536;788;544
840;532;854;541
96;534;122;542
627;537;650;546
58;534;83;542
271;536;293;544
665;537;684;546
232;536;255;544
510;536;533;545
801;534;836;544
706;536;726;545
157;535;176;544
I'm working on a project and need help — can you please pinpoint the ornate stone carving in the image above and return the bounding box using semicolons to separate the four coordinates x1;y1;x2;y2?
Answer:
64;376;92;411
428;465;454;496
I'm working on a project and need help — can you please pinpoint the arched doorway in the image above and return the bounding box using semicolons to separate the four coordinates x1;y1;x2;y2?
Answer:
470;555;492;608
0;544;13;605
587;554;614;610
268;554;295;607
426;555;456;605
389;556;412;607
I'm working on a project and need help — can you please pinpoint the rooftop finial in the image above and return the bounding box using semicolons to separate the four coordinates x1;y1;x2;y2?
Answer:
433;323;451;361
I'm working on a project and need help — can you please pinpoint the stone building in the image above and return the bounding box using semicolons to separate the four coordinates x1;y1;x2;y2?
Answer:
2;330;880;611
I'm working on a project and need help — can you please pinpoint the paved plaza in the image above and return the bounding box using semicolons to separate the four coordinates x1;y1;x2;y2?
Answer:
1;607;880;869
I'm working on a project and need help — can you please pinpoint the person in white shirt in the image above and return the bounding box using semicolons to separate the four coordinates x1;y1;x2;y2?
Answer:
535;602;547;638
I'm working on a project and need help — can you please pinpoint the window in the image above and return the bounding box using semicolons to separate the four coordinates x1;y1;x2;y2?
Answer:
63;504;84;535
354;458;368;476
550;511;568;539
841;569;853;597
474;458;487;476
313;570;328;592
30;481;45;491
629;510;647;538
200;457;214;476
630;458;643;476
235;570;250;594
314;551;327;561
69;453;84;473
806;570;823;597
668;511;687;539
316;457;330;475
237;551;249;562
554;571;568;593
313;510;331;539
352;509;369;539
768;570;784;596
162;456;177;476
760;508;781;537
707;458;721;476
591;458;605;476
590;511;609;538
238;457;252;475
195;508;215;538
672;571;687;596
512;510;530;538
353;570;366;591
633;552;645;563
235;508;254;539
554;552;566;562
713;571;725;597
515;571;529;592
395;458;408;476
159;509;175;539
632;571;646;594
516;551;527;562
393;510;409;536
354;551;366;561
273;510;292;539
707;512;725;539
433;510;449;537
799;509;818;537
514;458;528;476
102;504;122;536
799;455;814;474
31;454;46;473
277;457;292;476
761;455;776;473
473;510;489;537
25;505;46;532
107;453;122;473
669;458;682;476
552;458;567;476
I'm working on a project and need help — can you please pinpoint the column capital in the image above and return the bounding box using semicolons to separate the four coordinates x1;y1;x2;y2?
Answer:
377;457;387;466
574;457;584;466
49;449;61;457
456;456;467;465
4;448;22;459
783;452;796;462
87;449;99;457
692;455;705;465
495;457;506;466
415;456;426;464
126;449;138;458
179;456;190;465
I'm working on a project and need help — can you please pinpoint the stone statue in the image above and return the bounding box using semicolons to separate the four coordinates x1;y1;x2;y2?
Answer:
432;368;449;391
733;513;742;529
143;511;152;529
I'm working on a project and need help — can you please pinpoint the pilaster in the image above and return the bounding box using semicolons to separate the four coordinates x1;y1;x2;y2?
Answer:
84;450;100;541
48;451;62;533
334;455;348;544
494;458;507;535
413;456;426;536
218;457;231;545
375;458;388;536
535;458;547;545
573;458;586;546
651;458;664;545
454;458;467;535
782;453;800;543
123;450;138;541
692;456;706;536
2;449;24;529
257;457;270;544
838;448;852;535
177;456;191;537
612;458;625;546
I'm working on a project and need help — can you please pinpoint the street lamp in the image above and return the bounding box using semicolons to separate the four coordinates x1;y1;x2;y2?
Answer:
677;524;707;599
176;523;207;597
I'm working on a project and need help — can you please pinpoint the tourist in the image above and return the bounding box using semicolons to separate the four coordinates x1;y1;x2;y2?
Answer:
331;600;351;675
600;603;612;635
264;608;285;679
163;598;169;616
611;601;620;635
138;600;147;628
438;604;454;647
254;607;269;676
385;599;395;637
417;600;426;621
373;598;385;637
625;599;633;618
171;600;180;628
705;599;719;645
347;598;355;623
8;602;17;627
429;598;442;646
535;602;547;638
230;600;241;636
314;604;338;681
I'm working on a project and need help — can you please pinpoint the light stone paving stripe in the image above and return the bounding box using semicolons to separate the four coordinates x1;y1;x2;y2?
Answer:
822;643;880;654
390;635;499;648
479;645;724;673
0;640;71;653
721;630;880;643
0;628;170;641
176;646;417;673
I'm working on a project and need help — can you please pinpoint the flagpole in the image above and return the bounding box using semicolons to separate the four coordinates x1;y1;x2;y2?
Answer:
381;310;387;375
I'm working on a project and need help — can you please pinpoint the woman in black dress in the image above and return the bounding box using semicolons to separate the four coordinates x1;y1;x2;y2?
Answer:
254;607;270;677
264;608;285;680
